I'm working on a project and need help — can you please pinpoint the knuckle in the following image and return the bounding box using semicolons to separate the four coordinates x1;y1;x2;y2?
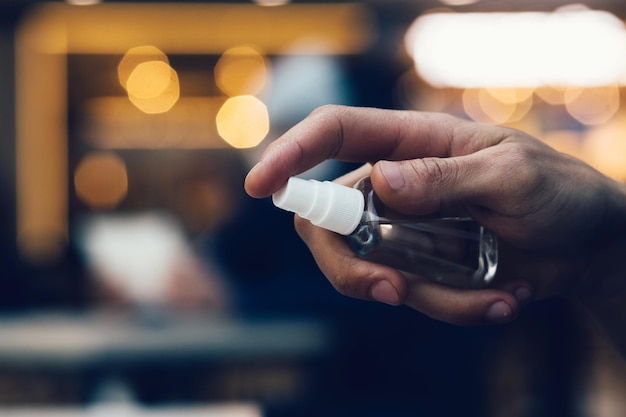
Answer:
307;105;347;160
331;260;369;298
413;157;461;198
417;158;458;186
309;104;345;120
331;274;353;297
495;143;545;198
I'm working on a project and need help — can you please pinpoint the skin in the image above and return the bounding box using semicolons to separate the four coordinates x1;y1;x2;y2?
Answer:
244;105;626;357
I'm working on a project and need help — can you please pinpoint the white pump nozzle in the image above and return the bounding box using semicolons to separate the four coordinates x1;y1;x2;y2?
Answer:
272;177;364;235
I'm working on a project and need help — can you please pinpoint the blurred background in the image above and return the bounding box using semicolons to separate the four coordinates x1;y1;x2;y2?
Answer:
1;0;626;416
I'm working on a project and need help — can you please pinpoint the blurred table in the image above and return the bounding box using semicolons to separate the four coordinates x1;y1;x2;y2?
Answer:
0;404;261;417
0;310;330;367
0;310;332;412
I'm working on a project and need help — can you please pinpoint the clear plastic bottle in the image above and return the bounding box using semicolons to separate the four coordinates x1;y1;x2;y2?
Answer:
272;176;498;289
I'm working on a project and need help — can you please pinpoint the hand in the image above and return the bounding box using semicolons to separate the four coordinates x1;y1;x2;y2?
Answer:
245;105;626;335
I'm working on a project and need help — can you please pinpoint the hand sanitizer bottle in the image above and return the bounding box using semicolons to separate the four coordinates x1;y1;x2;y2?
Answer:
272;176;497;289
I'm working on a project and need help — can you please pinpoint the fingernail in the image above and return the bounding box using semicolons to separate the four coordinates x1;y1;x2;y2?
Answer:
370;280;400;306
485;301;513;323
514;286;533;304
379;161;405;191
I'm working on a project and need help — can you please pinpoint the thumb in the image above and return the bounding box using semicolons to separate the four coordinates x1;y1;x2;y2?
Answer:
370;156;492;216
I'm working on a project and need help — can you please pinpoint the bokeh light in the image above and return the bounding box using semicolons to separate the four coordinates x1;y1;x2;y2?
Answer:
438;0;478;5
253;0;290;6
582;114;626;180
126;61;173;99
406;10;626;88
463;88;532;124
486;88;534;105
82;96;227;149
66;0;101;5
74;152;128;209
118;45;169;89
127;61;180;114
214;46;270;97
118;46;180;114
541;130;586;162
216;95;269;149
565;85;620;125
535;85;583;105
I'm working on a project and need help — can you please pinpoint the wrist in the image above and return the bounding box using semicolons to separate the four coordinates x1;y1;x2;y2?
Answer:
572;179;626;304
568;181;626;356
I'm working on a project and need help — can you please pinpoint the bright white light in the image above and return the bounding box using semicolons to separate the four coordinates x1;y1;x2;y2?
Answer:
254;0;290;5
66;0;101;5
77;213;190;305
405;10;626;88
439;0;479;5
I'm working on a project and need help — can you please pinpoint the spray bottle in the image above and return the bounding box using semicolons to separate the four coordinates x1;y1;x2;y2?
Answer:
272;176;497;289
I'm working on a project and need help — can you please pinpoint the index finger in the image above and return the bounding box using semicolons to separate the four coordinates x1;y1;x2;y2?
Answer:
244;105;504;198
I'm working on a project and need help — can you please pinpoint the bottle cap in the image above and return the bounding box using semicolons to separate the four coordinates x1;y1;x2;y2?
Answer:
272;177;364;235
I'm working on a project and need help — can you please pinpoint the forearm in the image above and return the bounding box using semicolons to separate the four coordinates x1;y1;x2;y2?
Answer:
575;240;626;358
574;182;626;358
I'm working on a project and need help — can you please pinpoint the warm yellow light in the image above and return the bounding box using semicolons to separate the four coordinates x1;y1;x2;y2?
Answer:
118;46;180;114
535;85;583;105
477;90;517;124
438;0;478;5
541;130;586;162
215;46;269;97
16;2;372;263
118;45;169;89
463;88;532;124
66;0;101;5
16;13;67;263
582;115;626;180
74;152;128;209
254;0;290;6
60;3;370;55
126;61;180;114
82;96;229;149
486;88;534;104
565;85;619;125
127;61;172;99
216;95;269;149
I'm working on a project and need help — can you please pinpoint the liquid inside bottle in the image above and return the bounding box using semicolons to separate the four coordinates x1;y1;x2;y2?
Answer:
348;177;498;288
